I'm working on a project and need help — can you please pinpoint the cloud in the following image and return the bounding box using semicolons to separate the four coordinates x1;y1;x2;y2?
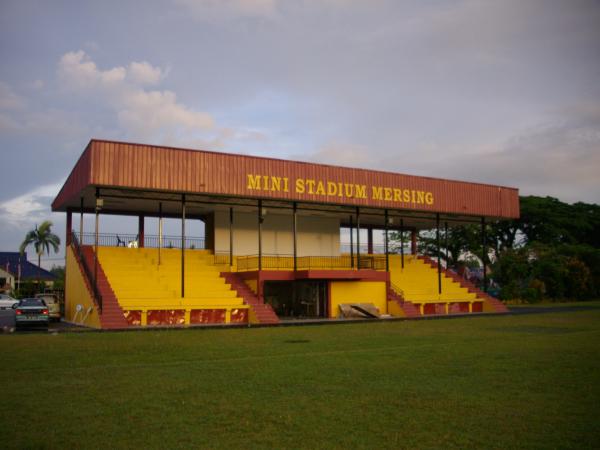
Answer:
0;182;64;228
57;50;217;142
128;61;165;85
0;81;26;110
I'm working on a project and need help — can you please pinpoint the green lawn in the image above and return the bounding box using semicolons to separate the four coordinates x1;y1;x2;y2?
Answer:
1;307;600;449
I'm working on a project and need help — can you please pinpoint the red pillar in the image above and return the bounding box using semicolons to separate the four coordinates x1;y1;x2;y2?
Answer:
138;215;145;248
66;210;73;246
411;229;417;255
367;227;373;254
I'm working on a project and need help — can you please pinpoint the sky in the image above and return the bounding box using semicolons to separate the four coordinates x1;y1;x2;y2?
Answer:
0;0;599;267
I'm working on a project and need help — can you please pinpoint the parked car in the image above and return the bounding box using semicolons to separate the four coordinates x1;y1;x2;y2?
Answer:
35;293;61;321
13;298;49;329
0;293;18;310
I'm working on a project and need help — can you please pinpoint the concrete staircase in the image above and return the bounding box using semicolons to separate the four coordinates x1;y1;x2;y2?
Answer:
79;246;128;329
387;287;420;318
221;272;280;324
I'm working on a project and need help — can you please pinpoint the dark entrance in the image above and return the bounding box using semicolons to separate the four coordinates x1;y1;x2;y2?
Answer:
264;280;328;319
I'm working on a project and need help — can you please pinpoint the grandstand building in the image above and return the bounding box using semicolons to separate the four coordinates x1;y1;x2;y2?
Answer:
52;140;519;329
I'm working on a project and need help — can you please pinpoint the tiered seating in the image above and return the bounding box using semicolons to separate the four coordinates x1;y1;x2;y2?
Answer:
97;247;248;325
389;255;480;314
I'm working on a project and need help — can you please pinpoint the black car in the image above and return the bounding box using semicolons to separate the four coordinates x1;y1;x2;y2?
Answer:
13;298;50;329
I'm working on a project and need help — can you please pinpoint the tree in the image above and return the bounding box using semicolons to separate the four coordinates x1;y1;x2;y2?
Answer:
19;220;61;293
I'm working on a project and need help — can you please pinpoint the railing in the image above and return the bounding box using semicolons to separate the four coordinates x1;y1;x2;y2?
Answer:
390;282;404;299
340;242;412;255
71;232;103;312
73;232;205;249
234;254;388;271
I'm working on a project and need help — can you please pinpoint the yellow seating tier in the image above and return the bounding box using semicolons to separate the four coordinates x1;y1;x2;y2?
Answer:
389;255;477;304
97;247;243;309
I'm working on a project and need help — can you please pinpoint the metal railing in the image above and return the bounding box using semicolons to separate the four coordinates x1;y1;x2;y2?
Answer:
71;233;103;312
390;282;405;299
234;254;388;272
73;232;205;250
340;242;412;254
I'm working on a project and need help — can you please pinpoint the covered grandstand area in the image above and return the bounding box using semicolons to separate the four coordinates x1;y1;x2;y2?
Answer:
52;139;519;329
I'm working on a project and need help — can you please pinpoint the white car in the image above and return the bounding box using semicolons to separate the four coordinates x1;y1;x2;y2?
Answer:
35;293;61;321
0;293;19;310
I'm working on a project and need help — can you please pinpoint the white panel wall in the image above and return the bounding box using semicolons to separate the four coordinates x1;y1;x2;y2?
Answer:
214;211;340;257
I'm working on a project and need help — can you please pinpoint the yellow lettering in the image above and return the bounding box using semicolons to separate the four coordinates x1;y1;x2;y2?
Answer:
425;192;434;205
262;175;269;190
417;191;425;204
283;177;289;192
403;189;410;202
327;181;337;196
338;182;343;197
316;181;326;195
306;179;316;194
393;188;402;202
270;176;281;192
344;183;354;198
411;190;417;203
355;185;367;199
384;187;393;201
295;178;305;194
247;174;261;190
372;186;383;200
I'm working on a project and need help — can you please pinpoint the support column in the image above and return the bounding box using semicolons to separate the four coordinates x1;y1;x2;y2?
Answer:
79;197;84;242
349;215;354;269
293;202;298;271
181;194;186;298
436;214;442;296
258;200;263;271
94;188;100;302
138;215;145;248
158;202;163;265
444;221;449;268
66;210;73;246
400;218;405;269
367;227;373;255
356;207;361;269
229;207;234;267
481;217;487;293
411;229;417;255
384;210;389;272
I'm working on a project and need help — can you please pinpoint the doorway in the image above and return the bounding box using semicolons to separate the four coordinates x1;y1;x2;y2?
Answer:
264;280;328;319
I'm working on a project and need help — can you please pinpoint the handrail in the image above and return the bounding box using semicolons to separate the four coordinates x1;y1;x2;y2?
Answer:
390;282;405;298
71;232;103;312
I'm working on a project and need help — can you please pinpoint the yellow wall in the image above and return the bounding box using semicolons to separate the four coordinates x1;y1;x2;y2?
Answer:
65;247;101;328
329;281;387;318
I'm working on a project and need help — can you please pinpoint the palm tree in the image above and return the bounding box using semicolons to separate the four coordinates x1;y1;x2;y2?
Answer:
19;220;61;293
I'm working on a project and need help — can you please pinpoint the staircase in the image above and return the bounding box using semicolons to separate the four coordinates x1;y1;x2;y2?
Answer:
78;246;128;329
221;273;280;324
420;256;509;313
387;286;420;318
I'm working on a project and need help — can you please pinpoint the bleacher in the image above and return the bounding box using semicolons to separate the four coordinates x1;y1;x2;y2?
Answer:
389;255;482;314
96;247;248;325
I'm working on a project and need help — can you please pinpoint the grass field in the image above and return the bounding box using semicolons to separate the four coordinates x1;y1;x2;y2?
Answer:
1;306;599;449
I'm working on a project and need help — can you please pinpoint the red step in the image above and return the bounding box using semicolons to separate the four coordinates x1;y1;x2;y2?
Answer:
221;272;279;324
387;287;420;318
78;246;129;329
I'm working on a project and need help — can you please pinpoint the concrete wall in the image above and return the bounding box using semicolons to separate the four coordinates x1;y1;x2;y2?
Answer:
214;210;340;257
65;247;101;328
